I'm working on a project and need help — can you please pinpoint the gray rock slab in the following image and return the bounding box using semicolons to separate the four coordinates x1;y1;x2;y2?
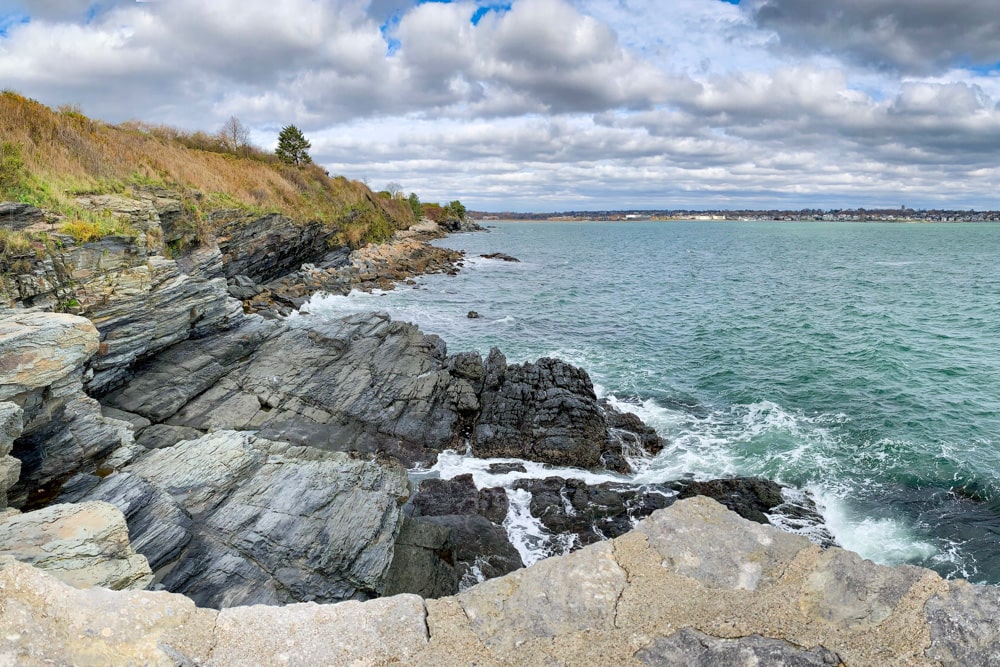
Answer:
135;423;203;449
0;501;151;590
925;579;1000;666
636;628;842;666
0;312;98;400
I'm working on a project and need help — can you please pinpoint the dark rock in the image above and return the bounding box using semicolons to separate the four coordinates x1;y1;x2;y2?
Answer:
636;628;842;666
602;400;665;456
0;202;44;230
212;211;335;283
135;424;204;449
226;275;262;300
467;311;479;319
674;477;785;524
487;462;527;475
410;474;509;525
473;349;608;468
383;514;522;599
513;477;675;547
480;253;520;262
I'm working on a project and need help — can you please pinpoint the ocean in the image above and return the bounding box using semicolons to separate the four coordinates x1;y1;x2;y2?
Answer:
306;220;1000;582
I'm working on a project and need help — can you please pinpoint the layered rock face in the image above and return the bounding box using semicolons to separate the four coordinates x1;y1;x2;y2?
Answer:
63;431;410;609
1;191;244;395
104;312;659;471
0;312;130;508
3;497;998;666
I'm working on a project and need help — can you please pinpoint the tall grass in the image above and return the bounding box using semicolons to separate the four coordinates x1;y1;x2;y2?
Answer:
0;91;414;250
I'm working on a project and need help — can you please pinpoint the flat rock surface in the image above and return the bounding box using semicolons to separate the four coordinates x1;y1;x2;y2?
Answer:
1;497;999;666
0;312;98;400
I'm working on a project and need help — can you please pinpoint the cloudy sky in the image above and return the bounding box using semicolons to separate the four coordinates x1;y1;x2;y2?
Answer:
3;0;1000;211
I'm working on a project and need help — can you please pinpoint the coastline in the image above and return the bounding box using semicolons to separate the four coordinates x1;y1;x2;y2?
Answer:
1;209;998;664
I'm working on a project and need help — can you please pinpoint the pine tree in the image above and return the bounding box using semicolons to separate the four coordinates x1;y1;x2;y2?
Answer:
275;125;312;166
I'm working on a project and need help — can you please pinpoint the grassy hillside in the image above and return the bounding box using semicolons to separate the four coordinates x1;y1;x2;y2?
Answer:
0;91;413;250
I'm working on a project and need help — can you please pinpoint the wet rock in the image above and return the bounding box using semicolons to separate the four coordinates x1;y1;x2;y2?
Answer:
513;477;675;547
602;400;665;456
487;462;527;475
473;349;608;468
383;514;522;599
467;310;479;319
674;477;786;524
410;474;509;524
0;501;151;590
74;431;410;608
479;252;520;262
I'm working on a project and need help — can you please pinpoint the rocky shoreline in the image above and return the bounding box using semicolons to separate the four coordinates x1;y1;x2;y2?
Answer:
1;202;998;664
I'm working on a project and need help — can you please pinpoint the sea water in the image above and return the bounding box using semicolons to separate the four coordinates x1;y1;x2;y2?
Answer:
306;220;1000;583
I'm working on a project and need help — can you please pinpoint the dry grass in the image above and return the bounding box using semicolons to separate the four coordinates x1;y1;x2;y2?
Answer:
0;91;414;250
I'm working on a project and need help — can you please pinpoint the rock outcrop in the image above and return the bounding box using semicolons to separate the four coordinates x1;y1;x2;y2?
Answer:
2;497;998;666
0;312;131;508
0;501;151;590
104;312;661;472
65;430;410;609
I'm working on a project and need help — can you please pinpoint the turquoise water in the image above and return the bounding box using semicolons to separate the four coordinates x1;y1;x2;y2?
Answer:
309;221;1000;583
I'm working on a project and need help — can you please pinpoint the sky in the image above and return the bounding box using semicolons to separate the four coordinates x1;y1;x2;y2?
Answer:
2;0;1000;211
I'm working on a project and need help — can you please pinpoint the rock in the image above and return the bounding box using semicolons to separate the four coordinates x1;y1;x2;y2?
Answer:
226;274;262;300
602;400;665;456
410;474;509;524
100;405;151;433
0;313;131;508
479;252;519;262
467;310;479;319
102;316;280;422
0;402;24;509
635;628;842;666
212;211;335;283
135;423;204;449
0;501;151;590
674;477;786;524
0;557;217;667
3;496;1000;666
487;462;526;475
473;349;608;468
383;514;523;598
0;312;98;399
513;477;675;548
139;313;475;467
76;431;411;608
0;202;45;230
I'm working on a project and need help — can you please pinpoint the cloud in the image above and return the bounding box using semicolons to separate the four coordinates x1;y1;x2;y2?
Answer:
748;0;1000;75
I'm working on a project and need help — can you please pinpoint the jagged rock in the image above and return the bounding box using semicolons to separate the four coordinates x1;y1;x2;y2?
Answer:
473;349;608;468
156;313;474;466
410;474;509;524
674;476;786;524
479;252;519;262
213;211;335;282
100;405;151;433
0;501;151;590
383;514;523;599
103;317;280;422
513;477;675;547
602;400;665;455
0;313;130;507
75;431;410;608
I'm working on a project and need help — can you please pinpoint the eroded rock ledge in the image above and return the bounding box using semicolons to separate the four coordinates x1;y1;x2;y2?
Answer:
2;497;997;666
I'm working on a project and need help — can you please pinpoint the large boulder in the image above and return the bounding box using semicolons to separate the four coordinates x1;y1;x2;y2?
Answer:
71;430;411;608
0;501;151;590
472;349;608;468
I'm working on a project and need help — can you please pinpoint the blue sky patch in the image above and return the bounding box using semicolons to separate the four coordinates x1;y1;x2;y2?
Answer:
0;13;29;38
471;3;511;25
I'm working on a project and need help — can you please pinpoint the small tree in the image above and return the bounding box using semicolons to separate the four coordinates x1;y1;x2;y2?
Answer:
445;200;466;220
219;116;251;155
385;181;403;198
408;192;423;220
275;125;312;166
